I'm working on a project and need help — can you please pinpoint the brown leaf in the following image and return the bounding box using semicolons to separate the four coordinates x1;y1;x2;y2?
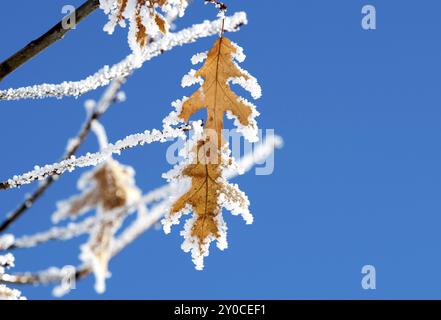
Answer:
117;0;179;47
117;0;128;22
54;159;141;292
171;139;223;243
179;37;254;145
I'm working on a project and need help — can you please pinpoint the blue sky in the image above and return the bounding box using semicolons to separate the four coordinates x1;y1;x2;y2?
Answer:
1;0;441;299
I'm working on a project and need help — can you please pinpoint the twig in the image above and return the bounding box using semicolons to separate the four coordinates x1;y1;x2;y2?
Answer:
0;77;126;233
0;12;248;100
0;123;195;191
0;202;167;286
0;0;100;83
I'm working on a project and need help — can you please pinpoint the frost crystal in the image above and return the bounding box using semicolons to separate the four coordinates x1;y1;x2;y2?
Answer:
0;12;248;101
52;158;142;293
100;0;188;60
0;254;26;300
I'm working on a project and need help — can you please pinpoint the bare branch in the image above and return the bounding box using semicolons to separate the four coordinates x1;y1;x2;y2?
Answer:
0;77;126;233
0;0;100;83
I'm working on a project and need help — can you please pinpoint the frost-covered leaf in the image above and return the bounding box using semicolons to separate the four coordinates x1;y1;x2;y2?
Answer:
0;254;26;300
53;159;142;293
162;37;261;270
179;37;261;143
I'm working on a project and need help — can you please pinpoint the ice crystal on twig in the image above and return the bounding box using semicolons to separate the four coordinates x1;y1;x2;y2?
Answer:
100;0;188;61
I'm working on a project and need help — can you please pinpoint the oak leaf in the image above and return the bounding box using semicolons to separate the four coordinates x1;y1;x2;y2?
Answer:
170;139;223;243
52;159;141;292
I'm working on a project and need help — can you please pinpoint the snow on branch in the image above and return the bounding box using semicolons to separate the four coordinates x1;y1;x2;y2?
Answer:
0;134;283;252
0;12;247;101
0;0;100;83
0;77;127;233
0;123;196;190
0;254;26;300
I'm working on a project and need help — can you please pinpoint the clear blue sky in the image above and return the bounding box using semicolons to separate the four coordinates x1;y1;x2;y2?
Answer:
1;0;441;299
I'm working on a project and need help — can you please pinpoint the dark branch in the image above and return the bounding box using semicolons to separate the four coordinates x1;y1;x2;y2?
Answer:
0;0;100;83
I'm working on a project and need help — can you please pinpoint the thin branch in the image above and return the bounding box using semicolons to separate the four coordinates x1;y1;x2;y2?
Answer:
0;202;167;286
0;0;100;83
0;135;283;251
205;0;228;12
0;123;195;191
0;77;127;233
0;12;248;100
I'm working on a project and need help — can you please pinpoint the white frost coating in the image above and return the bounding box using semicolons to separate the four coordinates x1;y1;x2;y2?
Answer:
162;98;189;130
91;120;109;150
4;136;282;252
225;134;284;178
191;51;207;65
9;219;97;249
0;234;15;250
50;157;143;294
224;41;262;143
5;125;191;189
229;40;262;100
116;91;127;102
162;140;253;269
51;266;77;298
0;13;248;101
161;132;283;269
0;137;282;249
226;98;260;143
100;0;188;61
111;202;169;254
79;243;110;294
0;284;25;300
0;254;26;300
0;253;14;274
175;40;262;144
181;69;204;88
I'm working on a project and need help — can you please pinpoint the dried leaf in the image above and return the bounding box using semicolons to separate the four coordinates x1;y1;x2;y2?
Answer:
179;37;255;144
116;0;177;47
165;37;260;269
52;159;141;292
154;13;167;34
